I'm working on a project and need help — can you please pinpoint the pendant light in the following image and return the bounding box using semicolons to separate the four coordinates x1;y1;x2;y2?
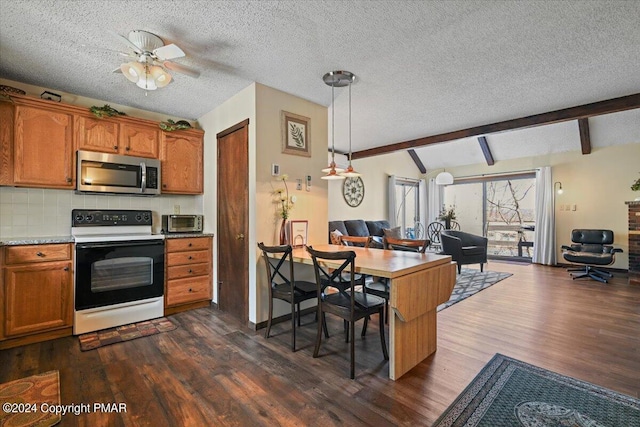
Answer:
435;170;454;185
321;71;355;180
340;79;361;177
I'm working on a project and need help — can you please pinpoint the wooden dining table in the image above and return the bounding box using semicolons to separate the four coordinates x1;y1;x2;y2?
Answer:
290;244;456;380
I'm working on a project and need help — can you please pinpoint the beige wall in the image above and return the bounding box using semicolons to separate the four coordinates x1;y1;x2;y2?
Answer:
254;83;328;324
328;151;421;221
198;83;328;325
328;139;639;269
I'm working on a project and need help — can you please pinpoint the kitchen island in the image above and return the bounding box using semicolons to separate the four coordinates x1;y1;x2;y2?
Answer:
290;244;456;380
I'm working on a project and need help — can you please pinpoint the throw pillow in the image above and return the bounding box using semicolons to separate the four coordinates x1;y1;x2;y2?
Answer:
330;229;343;245
383;227;402;239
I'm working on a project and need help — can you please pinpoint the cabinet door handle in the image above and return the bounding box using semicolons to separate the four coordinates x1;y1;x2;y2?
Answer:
125;146;130;151
66;177;72;183
188;288;193;292
63;266;70;271
36;251;44;257
188;256;193;260
188;243;192;247
188;269;193;273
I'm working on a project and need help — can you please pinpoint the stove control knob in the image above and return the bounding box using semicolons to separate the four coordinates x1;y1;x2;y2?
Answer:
75;214;84;222
85;214;94;222
143;213;151;222
135;214;143;222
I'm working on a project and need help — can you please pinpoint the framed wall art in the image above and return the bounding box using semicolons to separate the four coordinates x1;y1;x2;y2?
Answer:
289;220;309;247
281;111;311;157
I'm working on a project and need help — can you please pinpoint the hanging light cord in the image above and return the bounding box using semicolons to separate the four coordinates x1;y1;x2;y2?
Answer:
331;82;336;164
348;81;352;164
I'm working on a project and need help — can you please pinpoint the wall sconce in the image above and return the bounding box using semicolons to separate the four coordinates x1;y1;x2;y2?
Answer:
554;181;563;195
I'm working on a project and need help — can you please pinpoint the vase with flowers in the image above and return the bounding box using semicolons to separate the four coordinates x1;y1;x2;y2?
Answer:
274;174;294;244
438;205;457;230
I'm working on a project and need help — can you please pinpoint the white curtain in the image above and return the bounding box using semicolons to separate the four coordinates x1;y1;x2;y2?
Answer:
533;166;556;265
418;179;427;238
388;175;397;227
427;178;442;226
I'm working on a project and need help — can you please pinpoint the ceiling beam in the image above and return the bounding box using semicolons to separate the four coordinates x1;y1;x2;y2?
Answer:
578;118;591;155
351;93;640;159
407;149;426;173
477;136;495;166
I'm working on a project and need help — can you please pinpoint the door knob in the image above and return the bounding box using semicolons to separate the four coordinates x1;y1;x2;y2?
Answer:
236;233;245;240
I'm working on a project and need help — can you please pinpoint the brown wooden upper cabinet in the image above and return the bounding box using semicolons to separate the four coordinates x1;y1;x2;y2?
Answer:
76;115;159;159
160;130;204;194
0;104;75;189
1;93;204;193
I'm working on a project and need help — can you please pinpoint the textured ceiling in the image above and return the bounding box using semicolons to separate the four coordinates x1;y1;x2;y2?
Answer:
1;1;639;168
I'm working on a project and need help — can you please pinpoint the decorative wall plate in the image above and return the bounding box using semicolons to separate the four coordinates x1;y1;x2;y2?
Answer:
343;177;364;207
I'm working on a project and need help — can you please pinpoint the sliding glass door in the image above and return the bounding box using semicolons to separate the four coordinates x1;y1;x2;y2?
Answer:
443;174;536;259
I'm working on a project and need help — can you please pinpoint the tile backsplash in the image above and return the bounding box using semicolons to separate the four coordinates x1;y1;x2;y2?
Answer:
0;187;203;238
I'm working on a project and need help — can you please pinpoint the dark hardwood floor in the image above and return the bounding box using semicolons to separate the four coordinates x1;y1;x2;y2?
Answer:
2;262;639;426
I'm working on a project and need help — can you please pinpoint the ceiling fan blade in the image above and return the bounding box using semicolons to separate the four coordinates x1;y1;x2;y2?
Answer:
109;30;142;54
81;44;136;58
112;67;123;74
154;44;185;60
163;61;200;78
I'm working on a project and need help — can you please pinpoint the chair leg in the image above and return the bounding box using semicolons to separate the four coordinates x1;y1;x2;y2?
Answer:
385;299;389;324
361;316;368;337
313;310;324;358
379;307;389;360
297;302;302;326
265;297;273;339
322;313;329;338
291;300;296;352
457;263;461;274
350;318;356;379
480;263;484;272
593;267;613;278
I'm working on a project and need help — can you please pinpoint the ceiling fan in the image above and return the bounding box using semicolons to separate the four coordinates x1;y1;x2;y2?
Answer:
111;30;200;91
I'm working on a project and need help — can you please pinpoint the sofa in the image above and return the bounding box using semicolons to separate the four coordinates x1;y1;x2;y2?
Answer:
440;230;488;273
328;219;391;249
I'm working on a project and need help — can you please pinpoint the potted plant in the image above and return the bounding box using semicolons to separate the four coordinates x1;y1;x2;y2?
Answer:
632;173;640;201
438;206;457;230
273;174;294;244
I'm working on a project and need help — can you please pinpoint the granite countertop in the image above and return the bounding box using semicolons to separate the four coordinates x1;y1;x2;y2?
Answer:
625;200;640;206
0;236;75;246
162;233;214;238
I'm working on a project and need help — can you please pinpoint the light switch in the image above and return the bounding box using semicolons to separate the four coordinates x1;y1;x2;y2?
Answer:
571;204;577;211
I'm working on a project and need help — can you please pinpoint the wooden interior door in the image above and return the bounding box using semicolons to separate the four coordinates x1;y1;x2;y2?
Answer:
216;119;249;324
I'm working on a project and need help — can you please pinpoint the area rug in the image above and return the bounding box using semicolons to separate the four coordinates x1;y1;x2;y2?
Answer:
437;268;512;311
0;370;61;427
433;353;640;426
78;317;177;351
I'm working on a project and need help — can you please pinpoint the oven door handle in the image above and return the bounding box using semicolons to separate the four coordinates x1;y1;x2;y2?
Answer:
76;240;164;250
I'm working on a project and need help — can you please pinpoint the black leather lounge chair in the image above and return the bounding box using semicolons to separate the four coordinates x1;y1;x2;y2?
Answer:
562;229;623;284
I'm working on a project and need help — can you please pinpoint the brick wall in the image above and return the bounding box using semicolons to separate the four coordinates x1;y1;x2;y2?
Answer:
628;201;640;286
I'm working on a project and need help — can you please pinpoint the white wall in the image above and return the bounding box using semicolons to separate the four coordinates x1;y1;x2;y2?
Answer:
0;78;202;239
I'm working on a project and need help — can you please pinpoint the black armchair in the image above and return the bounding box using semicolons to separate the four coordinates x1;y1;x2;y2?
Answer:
562;229;623;283
440;230;488;273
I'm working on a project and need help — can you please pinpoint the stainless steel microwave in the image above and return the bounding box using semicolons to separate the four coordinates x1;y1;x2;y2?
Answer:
162;215;204;233
76;151;161;195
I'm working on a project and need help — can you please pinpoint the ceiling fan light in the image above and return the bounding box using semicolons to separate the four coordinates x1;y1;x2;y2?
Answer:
120;61;143;83
135;73;157;90
435;171;454;185
150;65;171;88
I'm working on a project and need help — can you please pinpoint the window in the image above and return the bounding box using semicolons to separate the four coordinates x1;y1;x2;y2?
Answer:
443;173;536;259
393;178;424;238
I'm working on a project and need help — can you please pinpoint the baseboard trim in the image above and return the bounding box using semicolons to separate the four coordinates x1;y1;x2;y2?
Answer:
252;306;317;331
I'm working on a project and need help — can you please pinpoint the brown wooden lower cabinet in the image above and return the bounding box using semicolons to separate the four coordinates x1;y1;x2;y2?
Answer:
0;243;73;349
165;236;213;315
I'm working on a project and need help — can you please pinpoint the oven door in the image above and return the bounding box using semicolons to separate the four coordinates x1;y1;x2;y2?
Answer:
75;239;165;311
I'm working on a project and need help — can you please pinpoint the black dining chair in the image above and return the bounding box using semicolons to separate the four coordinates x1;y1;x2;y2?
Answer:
306;245;388;379
258;242;317;352
427;222;445;251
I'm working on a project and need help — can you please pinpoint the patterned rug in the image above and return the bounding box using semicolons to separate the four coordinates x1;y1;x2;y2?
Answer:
438;268;512;311
78;317;177;351
0;370;61;427
433;353;640;426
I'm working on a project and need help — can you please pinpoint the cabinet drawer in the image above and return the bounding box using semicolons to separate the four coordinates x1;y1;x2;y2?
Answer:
167;250;210;266
166;276;212;306
167;262;210;280
166;237;210;252
5;244;71;265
